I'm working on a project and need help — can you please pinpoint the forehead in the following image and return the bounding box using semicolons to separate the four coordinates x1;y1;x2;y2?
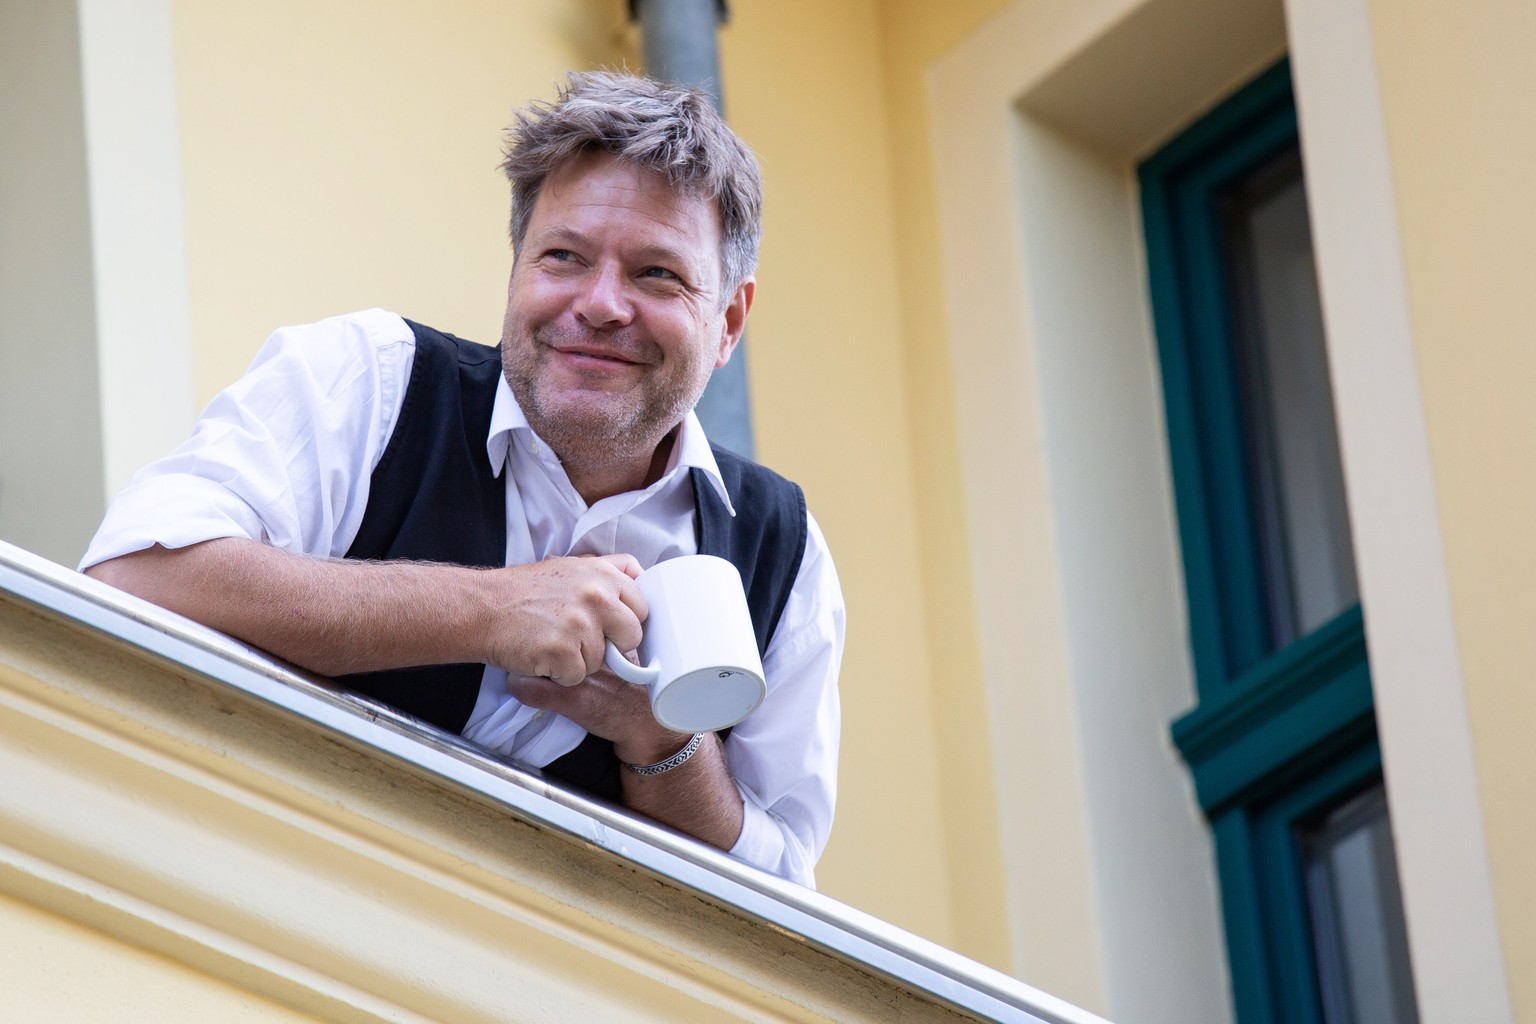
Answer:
529;153;722;267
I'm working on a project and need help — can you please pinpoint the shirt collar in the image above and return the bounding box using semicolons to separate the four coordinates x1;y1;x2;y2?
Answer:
486;375;735;516
485;374;521;475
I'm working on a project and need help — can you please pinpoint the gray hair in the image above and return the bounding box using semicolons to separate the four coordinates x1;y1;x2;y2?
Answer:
500;70;763;301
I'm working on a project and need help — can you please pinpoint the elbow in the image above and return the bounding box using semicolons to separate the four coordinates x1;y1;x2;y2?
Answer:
83;547;171;604
84;556;134;591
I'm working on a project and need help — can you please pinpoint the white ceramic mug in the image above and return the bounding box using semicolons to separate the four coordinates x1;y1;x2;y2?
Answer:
603;554;767;733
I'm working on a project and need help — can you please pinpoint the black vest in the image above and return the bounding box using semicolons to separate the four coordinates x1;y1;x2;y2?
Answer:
339;321;807;800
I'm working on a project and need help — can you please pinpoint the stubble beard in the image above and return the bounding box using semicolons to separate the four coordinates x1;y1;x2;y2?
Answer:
502;318;711;474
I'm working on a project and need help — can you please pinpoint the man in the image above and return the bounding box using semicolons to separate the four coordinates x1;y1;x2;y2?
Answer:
80;72;842;888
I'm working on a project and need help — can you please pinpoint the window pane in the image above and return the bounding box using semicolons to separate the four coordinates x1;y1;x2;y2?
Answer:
1299;785;1420;1024
1220;148;1359;648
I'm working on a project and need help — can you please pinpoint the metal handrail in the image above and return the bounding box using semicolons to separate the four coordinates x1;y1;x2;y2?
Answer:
0;540;1110;1024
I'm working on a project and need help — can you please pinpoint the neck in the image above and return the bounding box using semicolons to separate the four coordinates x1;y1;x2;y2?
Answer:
562;428;678;505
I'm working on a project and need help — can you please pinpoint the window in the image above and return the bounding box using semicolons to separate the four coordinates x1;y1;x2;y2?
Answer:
1139;61;1419;1024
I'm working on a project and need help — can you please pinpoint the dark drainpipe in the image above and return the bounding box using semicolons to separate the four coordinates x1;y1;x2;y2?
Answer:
629;0;754;459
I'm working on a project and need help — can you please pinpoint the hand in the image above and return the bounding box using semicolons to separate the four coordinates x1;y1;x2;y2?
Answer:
482;554;646;686
505;667;694;766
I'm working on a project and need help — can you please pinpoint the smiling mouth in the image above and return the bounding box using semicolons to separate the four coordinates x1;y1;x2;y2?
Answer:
533;324;653;368
555;347;643;367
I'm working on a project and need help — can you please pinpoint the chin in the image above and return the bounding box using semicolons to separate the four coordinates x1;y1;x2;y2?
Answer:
530;394;649;450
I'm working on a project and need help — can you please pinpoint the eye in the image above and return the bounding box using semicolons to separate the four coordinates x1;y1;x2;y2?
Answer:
640;266;679;281
547;249;576;262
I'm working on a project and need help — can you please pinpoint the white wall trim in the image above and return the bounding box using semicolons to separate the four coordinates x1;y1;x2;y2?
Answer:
78;0;196;499
1284;0;1513;1018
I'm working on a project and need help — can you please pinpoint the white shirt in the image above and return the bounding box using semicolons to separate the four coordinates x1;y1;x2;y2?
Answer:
82;309;843;886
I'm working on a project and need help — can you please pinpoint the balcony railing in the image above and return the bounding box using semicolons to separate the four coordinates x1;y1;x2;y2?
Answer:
0;539;1110;1024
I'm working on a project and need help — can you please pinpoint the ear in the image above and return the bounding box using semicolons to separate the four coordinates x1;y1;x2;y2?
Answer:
714;279;755;368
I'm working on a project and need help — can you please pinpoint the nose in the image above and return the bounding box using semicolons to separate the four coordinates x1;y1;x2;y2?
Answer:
573;263;634;329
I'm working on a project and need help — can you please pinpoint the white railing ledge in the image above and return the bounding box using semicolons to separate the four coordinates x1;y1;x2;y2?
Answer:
0;539;1111;1024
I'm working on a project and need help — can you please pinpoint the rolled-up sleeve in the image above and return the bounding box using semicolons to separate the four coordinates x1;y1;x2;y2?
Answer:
725;513;844;887
80;310;414;569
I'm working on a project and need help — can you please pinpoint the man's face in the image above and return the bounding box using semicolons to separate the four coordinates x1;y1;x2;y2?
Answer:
501;151;752;468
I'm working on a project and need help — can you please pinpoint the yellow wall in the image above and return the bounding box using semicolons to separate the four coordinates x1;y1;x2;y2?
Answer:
873;0;1016;967
1368;0;1536;1015
730;0;1028;969
172;0;627;402
720;0;979;955
166;0;1006;960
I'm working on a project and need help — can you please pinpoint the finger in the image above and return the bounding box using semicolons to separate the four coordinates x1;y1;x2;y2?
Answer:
538;647;590;688
585;562;646;653
599;553;644;580
580;629;611;679
616;566;647;618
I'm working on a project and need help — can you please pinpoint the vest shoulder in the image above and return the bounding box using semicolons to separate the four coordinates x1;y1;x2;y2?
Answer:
403;319;501;370
709;445;803;498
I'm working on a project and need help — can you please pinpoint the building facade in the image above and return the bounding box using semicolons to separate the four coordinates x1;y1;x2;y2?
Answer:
1;1;1529;1021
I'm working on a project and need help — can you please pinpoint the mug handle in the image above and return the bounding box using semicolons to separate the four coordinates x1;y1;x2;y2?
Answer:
604;641;661;685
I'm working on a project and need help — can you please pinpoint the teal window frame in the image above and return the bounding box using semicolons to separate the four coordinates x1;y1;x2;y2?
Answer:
1139;60;1413;1024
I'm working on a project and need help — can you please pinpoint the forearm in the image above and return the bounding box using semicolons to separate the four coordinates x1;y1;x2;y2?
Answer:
90;541;749;856
617;731;744;851
84;538;644;682
86;538;503;675
502;666;745;849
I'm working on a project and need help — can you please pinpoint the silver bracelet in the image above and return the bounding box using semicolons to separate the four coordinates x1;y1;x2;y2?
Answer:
621;733;705;776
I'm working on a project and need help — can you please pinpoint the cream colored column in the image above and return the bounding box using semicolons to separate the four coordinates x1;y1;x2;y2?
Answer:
0;0;193;567
78;0;196;502
0;1;105;566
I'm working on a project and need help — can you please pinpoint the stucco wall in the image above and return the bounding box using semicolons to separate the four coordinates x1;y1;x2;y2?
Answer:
872;0;1015;968
719;0;955;952
1367;0;1536;1015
